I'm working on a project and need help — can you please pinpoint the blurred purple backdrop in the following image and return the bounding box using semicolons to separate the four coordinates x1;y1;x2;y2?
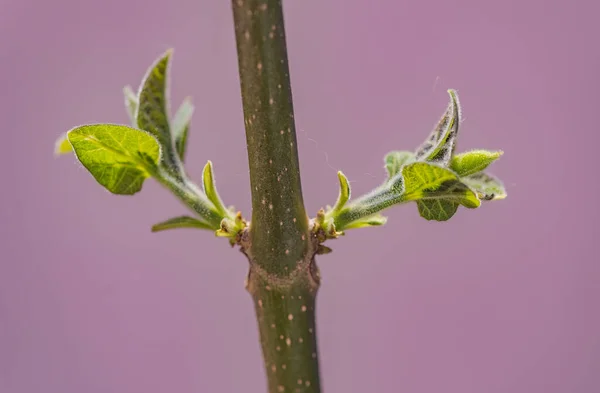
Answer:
1;0;598;392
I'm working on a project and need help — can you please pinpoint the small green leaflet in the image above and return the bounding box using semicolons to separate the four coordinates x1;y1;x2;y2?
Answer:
202;161;230;218
151;216;214;232
450;150;503;177
171;98;194;161
331;171;350;214
54;132;73;155
462;172;507;200
384;151;415;178
415;89;461;166
67;124;160;195
123;85;139;127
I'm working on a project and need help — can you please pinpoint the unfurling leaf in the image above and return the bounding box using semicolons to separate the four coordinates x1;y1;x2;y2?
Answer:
202;161;230;217
123;85;139;127
151;216;213;232
67;124;160;195
136;50;172;144
331;171;350;214
384;151;415;178
54;132;73;155
462;172;507;201
172;98;194;161
402;162;480;208
450;150;503;177
415;89;461;166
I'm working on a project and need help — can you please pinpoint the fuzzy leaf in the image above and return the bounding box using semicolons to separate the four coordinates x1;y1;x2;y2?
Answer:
136;50;173;149
331;171;350;213
151;216;213;232
123;85;139;127
385;151;415;178
450;150;503;177
202;161;229;217
54;132;73;155
67;124;160;195
415;89;461;166
462;172;507;201
402;162;480;208
172;98;194;161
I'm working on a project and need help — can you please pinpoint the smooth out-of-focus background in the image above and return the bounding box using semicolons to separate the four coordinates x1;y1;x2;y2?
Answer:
1;0;598;392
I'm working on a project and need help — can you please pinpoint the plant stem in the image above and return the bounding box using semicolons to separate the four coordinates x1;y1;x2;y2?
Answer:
155;168;223;227
231;0;322;391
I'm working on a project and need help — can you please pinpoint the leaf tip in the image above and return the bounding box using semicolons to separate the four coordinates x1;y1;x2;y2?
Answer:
54;132;73;156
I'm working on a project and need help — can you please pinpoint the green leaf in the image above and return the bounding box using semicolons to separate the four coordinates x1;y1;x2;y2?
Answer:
417;200;459;221
151;216;214;232
342;214;387;229
331;171;350;214
384;151;415;178
67;124;160;195
171;97;194;161
202;161;229;217
462;172;507;201
123;85;139;127
450;150;503;177
54;132;73;155
136;50;174;150
415;89;461;166
402;162;480;208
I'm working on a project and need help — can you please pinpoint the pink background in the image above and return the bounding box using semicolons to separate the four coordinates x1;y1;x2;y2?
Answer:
1;0;598;392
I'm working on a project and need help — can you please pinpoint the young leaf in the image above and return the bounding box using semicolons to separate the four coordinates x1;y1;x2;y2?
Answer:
384;151;415;178
151;216;214;232
450;150;503;177
415;89;461;166
171;98;194;161
462;172;507;200
67;124;160;195
202;161;230;217
136;50;174;151
54;132;73;155
123;85;139;127
402;162;480;208
417;200;459;221
331;171;350;214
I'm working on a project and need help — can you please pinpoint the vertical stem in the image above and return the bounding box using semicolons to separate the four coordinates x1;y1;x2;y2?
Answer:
232;0;308;274
231;0;322;392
